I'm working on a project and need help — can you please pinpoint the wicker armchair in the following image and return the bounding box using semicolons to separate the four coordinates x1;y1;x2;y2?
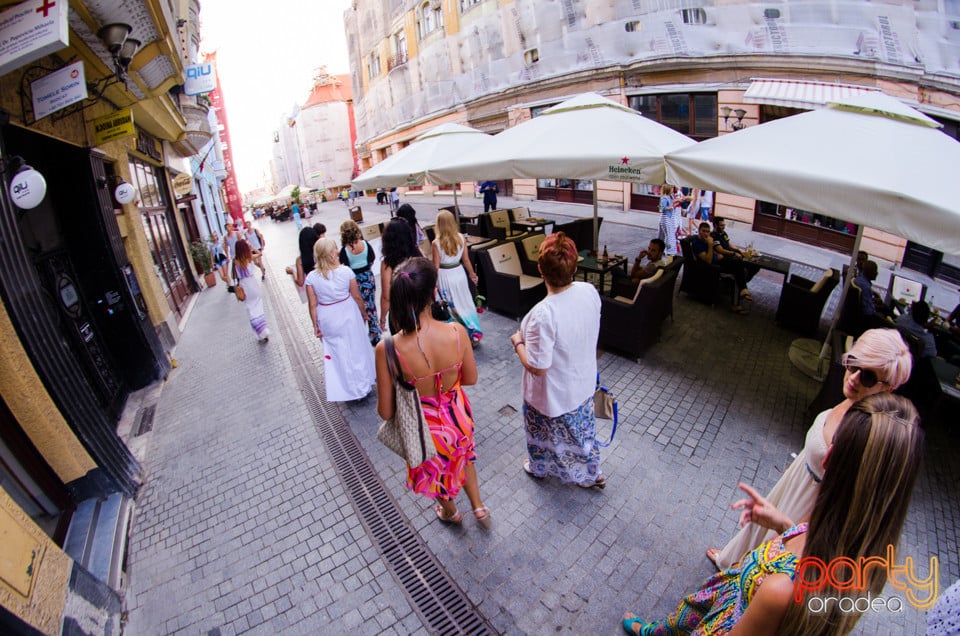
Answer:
775;268;839;336
476;241;546;318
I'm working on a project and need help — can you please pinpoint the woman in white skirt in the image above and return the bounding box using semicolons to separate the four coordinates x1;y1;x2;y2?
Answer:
432;210;482;346
306;238;376;402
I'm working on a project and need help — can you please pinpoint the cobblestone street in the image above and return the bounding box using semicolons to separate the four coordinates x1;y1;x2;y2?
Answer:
123;197;958;635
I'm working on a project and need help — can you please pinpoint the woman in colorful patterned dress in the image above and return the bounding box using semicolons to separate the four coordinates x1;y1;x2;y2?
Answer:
432;210;482;346
338;219;381;345
374;257;489;527
509;232;604;488
623;392;924;636
232;240;270;343
706;328;913;570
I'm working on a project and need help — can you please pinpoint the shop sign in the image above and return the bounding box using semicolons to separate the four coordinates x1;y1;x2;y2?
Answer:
0;0;69;77
172;173;193;197
93;108;135;145
184;61;216;95
30;59;86;120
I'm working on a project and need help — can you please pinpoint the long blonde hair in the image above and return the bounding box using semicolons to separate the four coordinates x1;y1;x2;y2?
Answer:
312;237;340;279
435;210;462;257
780;393;924;636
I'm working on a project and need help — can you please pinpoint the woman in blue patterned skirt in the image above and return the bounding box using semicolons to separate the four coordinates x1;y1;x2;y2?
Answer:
509;232;604;488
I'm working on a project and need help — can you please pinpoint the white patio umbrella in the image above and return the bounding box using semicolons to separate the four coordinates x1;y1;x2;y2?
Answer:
665;92;960;377
664;92;960;256
352;123;493;216
432;92;697;251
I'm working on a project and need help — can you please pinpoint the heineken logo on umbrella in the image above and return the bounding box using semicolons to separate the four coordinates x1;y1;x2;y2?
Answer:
607;157;644;181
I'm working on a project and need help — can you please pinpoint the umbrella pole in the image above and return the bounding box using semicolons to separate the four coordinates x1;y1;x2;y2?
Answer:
818;225;865;363
592;180;599;253
453;185;459;224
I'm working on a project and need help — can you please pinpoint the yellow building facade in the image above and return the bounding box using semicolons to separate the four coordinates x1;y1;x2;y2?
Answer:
0;0;207;631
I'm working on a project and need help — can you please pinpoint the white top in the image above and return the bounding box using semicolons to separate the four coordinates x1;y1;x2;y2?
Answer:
700;190;713;207
520;282;601;417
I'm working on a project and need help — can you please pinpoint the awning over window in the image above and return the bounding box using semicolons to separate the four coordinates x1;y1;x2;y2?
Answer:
743;78;879;110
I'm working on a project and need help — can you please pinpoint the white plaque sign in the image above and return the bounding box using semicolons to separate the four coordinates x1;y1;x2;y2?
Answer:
0;0;69;77
30;59;86;119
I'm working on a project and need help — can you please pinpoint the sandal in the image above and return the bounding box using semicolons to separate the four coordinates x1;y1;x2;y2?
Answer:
473;506;491;529
522;459;543;479
434;504;462;525
739;290;754;302
577;474;607;490
731;305;750;315
622;614;645;635
706;547;721;570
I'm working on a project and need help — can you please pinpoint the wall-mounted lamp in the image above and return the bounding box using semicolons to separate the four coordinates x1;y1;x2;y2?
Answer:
721;106;747;131
97;174;137;205
2;155;47;210
97;23;139;87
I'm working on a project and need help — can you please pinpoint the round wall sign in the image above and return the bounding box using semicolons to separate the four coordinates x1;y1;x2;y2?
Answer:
115;182;136;204
9;168;47;209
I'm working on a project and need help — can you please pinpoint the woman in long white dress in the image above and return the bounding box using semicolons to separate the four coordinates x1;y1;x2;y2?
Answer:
432;210;482;346
305;237;376;402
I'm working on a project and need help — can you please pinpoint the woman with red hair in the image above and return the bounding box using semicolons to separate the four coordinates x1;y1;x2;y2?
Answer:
509;232;604;488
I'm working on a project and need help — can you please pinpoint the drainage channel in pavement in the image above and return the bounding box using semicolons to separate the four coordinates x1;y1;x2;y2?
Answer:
267;271;495;635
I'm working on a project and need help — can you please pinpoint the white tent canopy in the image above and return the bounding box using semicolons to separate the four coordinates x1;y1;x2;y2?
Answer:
432;92;695;185
352;123;493;190
664;92;960;256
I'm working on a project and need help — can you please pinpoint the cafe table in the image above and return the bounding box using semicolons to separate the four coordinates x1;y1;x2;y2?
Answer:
577;250;627;293
511;216;556;234
745;251;791;277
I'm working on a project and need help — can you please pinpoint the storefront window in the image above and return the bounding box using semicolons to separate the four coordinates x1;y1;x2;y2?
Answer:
628;93;717;141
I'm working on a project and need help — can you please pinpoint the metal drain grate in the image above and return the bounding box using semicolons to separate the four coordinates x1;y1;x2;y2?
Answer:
133;404;155;437
268;271;495;635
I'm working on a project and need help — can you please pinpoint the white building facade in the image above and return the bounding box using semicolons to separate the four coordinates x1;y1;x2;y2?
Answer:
344;0;960;277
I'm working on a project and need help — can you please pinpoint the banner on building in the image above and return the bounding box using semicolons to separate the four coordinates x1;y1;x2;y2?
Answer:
207;52;244;218
92;108;135;145
0;0;69;76
30;59;86;119
184;61;216;95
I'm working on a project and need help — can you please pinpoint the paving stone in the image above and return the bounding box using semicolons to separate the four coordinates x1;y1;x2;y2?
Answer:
122;199;957;635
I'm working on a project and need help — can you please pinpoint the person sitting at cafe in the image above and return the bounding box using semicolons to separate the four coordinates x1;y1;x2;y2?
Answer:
610;238;669;297
895;300;938;358
948;291;960;334
711;217;760;283
692;222;750;314
629;238;669;283
854;259;889;319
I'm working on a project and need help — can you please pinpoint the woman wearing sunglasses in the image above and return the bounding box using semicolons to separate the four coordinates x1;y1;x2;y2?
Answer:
705;328;912;570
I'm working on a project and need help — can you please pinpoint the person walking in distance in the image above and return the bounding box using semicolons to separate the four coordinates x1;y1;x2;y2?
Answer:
243;224;266;280
232;240;270;343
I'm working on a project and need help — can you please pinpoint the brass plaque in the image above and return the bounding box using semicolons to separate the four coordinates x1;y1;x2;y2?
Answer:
0;507;45;597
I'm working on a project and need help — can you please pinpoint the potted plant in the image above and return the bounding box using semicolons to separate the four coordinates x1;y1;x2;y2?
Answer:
189;239;217;288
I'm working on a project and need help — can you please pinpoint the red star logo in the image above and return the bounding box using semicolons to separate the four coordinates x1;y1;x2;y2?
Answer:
620;157;630;165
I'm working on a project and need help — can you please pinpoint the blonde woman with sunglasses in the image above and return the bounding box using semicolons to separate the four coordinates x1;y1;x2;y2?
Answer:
705;328;912;570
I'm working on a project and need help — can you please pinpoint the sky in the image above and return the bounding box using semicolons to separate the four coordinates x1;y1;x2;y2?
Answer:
198;0;353;193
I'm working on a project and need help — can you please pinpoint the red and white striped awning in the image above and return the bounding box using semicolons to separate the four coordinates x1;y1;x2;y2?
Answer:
743;78;880;110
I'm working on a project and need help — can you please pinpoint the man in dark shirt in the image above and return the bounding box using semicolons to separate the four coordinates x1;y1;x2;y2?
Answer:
480;180;498;212
854;260;882;317
711;217;760;283
692;223;750;313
